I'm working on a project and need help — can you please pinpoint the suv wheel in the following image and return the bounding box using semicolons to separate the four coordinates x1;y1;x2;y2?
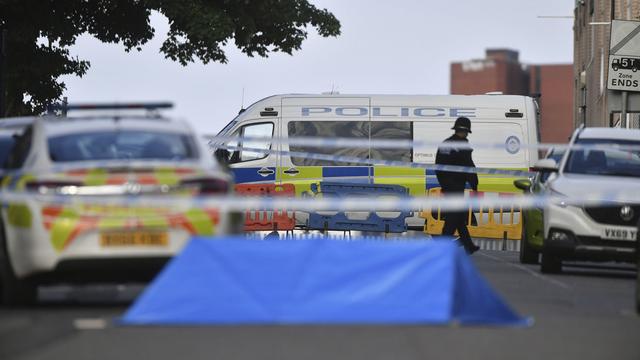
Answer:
0;220;38;306
519;217;539;264
540;251;562;274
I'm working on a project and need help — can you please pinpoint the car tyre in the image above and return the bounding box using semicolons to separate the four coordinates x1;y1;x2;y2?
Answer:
519;217;539;264
0;220;38;306
540;251;562;274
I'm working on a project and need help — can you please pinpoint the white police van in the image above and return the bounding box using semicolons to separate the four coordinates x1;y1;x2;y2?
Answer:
215;93;540;229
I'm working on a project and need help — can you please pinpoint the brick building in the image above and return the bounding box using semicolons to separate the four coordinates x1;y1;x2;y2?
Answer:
451;49;574;144
450;49;529;96
574;0;640;128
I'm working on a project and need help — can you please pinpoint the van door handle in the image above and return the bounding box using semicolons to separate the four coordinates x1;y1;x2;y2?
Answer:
284;168;299;175
257;167;275;176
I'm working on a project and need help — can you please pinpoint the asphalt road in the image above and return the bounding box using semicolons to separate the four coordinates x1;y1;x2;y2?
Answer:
0;250;638;360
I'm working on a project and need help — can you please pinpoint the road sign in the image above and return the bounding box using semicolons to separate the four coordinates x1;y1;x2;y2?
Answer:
609;20;640;93
608;55;640;91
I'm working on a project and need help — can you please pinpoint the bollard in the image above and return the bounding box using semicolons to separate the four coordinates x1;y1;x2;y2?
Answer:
502;231;508;251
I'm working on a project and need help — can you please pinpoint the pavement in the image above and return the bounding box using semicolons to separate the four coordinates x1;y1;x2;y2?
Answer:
0;250;638;360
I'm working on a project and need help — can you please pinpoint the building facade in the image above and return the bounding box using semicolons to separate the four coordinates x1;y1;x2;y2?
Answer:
574;0;640;128
451;49;574;144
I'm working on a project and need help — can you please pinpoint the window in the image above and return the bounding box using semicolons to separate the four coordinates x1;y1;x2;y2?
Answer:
288;121;369;166
239;123;273;162
0;135;16;167
226;122;274;164
564;138;640;178
4;126;32;169
48;131;198;162
370;121;412;162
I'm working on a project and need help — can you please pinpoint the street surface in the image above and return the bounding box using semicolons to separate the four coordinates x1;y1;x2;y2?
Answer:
0;249;638;360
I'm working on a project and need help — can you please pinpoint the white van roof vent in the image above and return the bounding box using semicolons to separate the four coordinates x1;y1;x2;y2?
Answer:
505;109;523;118
260;107;278;117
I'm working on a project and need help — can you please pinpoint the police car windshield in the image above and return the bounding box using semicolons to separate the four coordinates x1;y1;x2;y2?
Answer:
564;138;640;178
48;131;198;162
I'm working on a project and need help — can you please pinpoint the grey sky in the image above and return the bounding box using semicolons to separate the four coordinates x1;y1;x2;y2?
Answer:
61;1;575;135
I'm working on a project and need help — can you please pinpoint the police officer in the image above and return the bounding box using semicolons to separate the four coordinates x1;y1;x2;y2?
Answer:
435;116;480;254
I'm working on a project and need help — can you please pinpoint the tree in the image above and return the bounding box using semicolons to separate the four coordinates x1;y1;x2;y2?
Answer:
0;0;340;117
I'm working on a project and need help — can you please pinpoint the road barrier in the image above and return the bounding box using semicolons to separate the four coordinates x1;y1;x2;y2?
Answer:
420;188;522;240
306;182;410;233
235;183;296;232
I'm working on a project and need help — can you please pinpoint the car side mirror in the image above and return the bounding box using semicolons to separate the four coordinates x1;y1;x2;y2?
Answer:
533;158;558;173
214;148;230;165
513;179;532;191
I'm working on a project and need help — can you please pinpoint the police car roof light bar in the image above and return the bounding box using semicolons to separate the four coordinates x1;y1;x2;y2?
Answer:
47;102;173;113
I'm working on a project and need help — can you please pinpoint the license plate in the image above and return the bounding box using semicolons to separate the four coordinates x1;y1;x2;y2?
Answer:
100;232;168;247
601;228;637;241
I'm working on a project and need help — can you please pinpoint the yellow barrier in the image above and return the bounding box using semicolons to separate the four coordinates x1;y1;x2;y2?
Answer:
420;188;522;240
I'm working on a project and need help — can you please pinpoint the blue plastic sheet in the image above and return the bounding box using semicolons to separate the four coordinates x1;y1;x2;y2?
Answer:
122;237;530;326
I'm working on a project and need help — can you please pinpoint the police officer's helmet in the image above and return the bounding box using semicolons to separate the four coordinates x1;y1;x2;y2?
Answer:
451;116;472;133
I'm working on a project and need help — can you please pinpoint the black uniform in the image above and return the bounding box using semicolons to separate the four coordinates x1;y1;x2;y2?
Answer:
435;133;479;253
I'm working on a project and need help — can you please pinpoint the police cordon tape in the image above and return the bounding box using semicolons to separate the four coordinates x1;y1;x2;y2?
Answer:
206;135;640;152
216;143;535;177
0;136;633;180
0;189;638;216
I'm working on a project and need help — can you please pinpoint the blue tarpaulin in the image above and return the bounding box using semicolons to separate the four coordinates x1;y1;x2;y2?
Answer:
121;237;530;326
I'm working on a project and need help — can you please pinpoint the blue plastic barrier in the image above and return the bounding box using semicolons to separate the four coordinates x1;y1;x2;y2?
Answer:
307;182;410;233
121;236;530;326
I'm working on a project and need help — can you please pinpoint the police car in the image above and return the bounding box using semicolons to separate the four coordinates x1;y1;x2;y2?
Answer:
534;127;640;273
0;103;237;305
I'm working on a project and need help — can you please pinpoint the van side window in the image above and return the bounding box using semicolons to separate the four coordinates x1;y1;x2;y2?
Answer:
370;121;412;162
229;122;273;164
288;121;369;166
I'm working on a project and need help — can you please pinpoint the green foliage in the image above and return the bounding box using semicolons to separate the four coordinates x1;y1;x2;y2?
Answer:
0;0;340;116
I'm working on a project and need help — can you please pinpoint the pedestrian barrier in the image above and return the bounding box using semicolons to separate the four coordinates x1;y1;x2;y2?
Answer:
420;187;522;240
235;183;296;233
306;182;410;233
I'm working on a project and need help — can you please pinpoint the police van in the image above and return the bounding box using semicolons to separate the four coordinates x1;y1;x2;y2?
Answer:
214;94;540;229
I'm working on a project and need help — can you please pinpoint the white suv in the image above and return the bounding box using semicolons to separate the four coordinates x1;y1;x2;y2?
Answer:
536;127;640;273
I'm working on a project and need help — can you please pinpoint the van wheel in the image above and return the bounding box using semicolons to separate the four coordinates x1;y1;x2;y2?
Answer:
540;251;562;274
0;221;38;306
519;218;539;264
